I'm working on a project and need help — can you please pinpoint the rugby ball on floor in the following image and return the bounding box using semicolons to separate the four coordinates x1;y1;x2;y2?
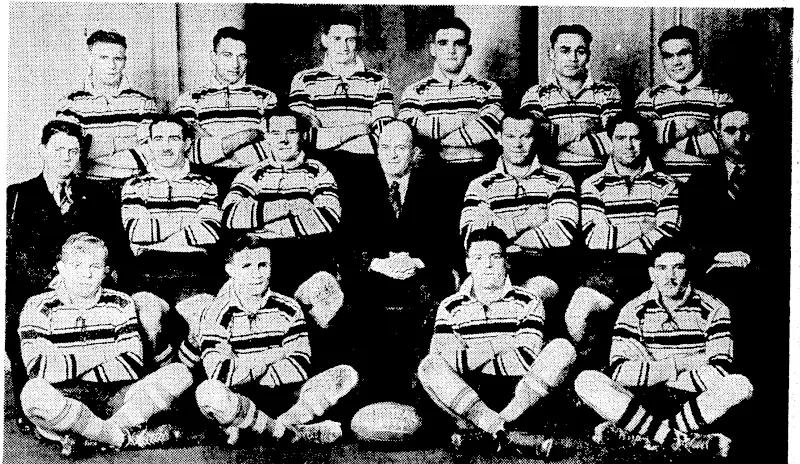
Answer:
350;402;422;442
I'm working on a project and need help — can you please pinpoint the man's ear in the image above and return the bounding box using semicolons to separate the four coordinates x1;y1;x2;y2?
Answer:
56;261;66;276
225;263;235;279
648;266;657;285
429;41;437;59
321;32;330;51
547;47;555;63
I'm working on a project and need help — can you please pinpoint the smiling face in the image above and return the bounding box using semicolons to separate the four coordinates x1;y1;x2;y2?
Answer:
89;42;126;87
57;245;107;299
43;132;82;180
212;37;248;85
378;122;415;179
611;122;644;169
322;24;358;66
660;38;696;84
149;121;189;170
649;252;689;300
267;115;302;163
226;247;272;298
466;240;507;291
550;33;589;79
501;118;535;167
431;28;469;75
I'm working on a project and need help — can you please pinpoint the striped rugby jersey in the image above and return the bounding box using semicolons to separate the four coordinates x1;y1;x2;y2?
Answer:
199;280;310;387
635;71;733;184
608;285;733;392
429;276;544;376
121;164;222;255
222;153;340;238
460;157;579;249
520;73;621;169
399;65;503;163
581;158;680;255
57;77;157;180
18;280;144;385
289;56;394;155
174;75;277;168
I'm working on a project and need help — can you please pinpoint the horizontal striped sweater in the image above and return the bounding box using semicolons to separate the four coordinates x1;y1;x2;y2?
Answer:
634;72;733;183
520;75;622;168
174;76;277;168
398;66;503;163
57;77;157;180
608;286;734;392
121;166;222;255
289;57;394;155
460;157;579;249
429;276;544;376
199;281;311;387
222;155;341;238
18;282;144;384
581;158;681;255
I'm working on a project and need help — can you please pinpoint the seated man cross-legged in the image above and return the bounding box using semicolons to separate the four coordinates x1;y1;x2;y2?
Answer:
574;239;753;459
194;236;358;445
18;233;192;455
417;227;576;457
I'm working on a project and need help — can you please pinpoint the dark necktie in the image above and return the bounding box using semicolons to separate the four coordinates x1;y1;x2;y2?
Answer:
390;181;402;217
729;164;745;201
57;181;71;213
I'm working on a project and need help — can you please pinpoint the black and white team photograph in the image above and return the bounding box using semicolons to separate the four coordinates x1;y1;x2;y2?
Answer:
4;3;792;463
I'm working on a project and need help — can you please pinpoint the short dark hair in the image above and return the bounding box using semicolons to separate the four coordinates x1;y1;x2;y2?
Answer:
649;237;694;270
432;17;471;43
41;120;84;147
266;107;312;135
550;24;592;47
466;226;509;256
502;110;550;141
225;235;271;264
213;27;247;52
658;25;699;54
606;111;651;139
87;30;126;49
322;10;361;35
149;114;192;140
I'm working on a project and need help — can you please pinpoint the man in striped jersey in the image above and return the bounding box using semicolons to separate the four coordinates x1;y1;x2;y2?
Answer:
574;239;753;458
417;227;576;456
174;27;278;196
288;11;393;252
399;17;504;197
635;25;734;185
194;236;357;445
459;110;579;297
122;115;223;306
222;109;341;294
520;24;622;186
56;30;157;195
19;233;193;454
565;111;680;353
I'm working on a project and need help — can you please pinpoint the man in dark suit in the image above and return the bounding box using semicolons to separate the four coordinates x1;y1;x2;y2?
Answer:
6;120;132;429
343;119;460;404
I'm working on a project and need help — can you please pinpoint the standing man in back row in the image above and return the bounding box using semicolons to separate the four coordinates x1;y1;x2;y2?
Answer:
635;25;733;185
520;24;622;187
289;10;394;249
56;30;157;198
399;16;504;198
175;27;279;196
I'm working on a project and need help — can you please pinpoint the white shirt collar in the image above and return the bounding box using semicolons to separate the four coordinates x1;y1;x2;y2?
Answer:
322;55;366;78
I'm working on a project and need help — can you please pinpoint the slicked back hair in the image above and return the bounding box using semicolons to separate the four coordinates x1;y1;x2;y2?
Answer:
658;25;699;54
213;26;247;52
432;16;471;43
322;10;361;35
550;24;592;47
87;30;126;50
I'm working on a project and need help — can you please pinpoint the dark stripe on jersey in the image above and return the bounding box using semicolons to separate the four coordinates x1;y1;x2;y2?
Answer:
197;109;263;121
313;98;373;110
543;105;602;118
417;100;484;112
490;195;548;210
122;198;205;210
642;333;706;346
456;321;518;336
230;334;283;351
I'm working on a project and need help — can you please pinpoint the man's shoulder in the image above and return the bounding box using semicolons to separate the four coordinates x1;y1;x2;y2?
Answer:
590;79;620;93
23;289;62;315
539;164;574;185
619;290;656;320
98;288;135;311
468;169;507;191
466;76;501;93
402;74;438;96
505;286;540;305
118;88;155;102
292;66;333;84
637;83;673;100
267;292;303;319
8;175;44;194
440;292;472;313
352;68;389;83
